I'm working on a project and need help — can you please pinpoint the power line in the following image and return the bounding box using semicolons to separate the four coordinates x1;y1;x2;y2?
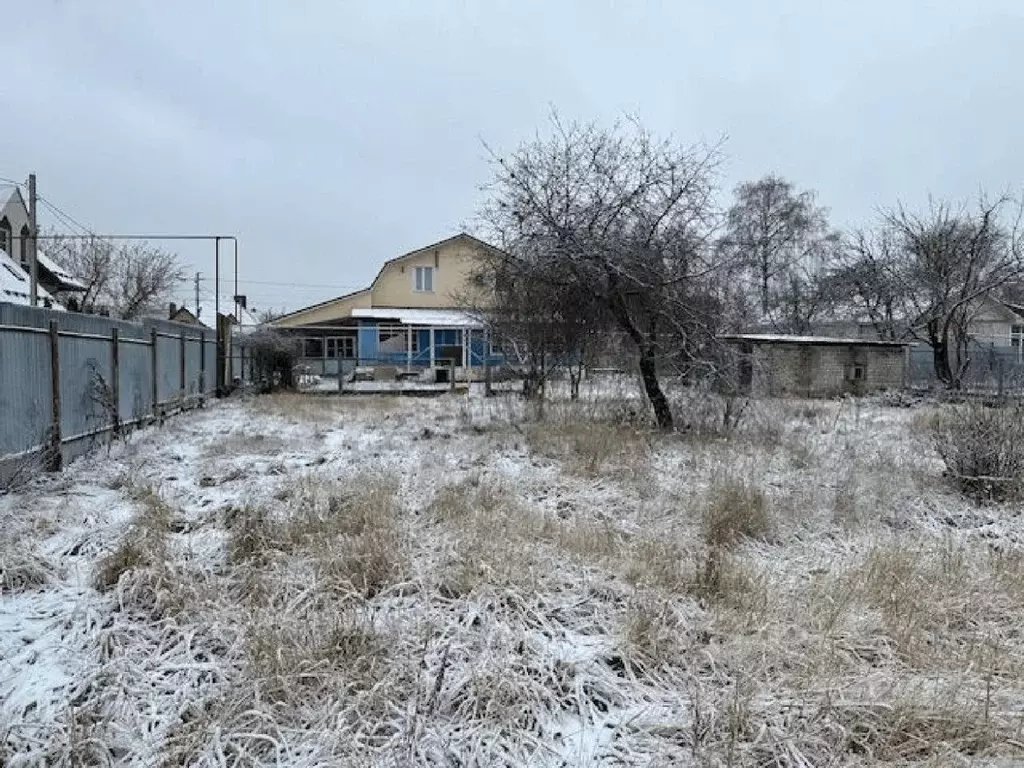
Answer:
37;196;95;235
197;277;364;290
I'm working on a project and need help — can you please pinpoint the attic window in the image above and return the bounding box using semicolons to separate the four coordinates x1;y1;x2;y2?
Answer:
414;266;434;293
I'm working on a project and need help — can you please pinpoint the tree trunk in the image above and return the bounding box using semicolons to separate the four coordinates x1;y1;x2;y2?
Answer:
638;346;673;430
931;338;953;387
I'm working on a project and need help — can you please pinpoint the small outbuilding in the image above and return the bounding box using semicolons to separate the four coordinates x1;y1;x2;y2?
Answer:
720;334;909;398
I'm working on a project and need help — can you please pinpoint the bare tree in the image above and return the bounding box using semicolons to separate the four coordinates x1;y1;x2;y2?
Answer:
255;307;286;324
888;197;1024;388
721;175;838;331
834;197;1024;387
828;227;908;341
480;114;724;429
468;254;603;402
44;231;185;320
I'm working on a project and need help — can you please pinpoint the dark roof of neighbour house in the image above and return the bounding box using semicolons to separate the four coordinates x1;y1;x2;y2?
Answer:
720;333;909;347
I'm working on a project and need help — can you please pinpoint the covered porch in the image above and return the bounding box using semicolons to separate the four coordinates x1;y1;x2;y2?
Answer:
287;308;503;380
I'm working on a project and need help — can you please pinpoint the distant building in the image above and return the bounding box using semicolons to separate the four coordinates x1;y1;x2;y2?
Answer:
721;334;909;398
270;233;504;380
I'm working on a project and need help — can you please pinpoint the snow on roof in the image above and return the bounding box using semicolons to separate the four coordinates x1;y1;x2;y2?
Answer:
350;307;483;327
0;249;64;310
36;249;86;291
176;295;261;327
720;333;907;347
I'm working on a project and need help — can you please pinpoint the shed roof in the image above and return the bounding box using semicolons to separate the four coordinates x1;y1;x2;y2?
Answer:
720;333;908;347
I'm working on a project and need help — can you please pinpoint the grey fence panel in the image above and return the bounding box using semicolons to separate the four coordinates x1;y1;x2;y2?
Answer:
58;333;114;443
908;342;1024;391
205;339;218;392
155;334;181;404
0;310;52;457
119;341;152;424
2;303;229;482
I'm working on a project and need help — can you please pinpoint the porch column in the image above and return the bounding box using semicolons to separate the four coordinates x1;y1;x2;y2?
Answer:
407;326;413;369
462;329;469;372
429;327;435;367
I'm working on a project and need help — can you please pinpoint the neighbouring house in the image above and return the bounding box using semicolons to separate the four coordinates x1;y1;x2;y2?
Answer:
270;233;504;380
0;188;87;305
721;334;909;398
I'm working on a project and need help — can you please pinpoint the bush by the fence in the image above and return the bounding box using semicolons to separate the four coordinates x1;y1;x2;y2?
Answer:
932;402;1024;501
244;330;301;393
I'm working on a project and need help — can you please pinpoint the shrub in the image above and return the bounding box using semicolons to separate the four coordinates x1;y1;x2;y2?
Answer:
932;402;1024;501
702;478;773;548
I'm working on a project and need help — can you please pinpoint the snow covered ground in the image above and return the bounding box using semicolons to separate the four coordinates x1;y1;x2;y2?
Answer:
2;385;1024;766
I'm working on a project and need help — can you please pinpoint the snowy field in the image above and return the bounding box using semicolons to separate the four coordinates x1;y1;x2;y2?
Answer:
2;383;1024;766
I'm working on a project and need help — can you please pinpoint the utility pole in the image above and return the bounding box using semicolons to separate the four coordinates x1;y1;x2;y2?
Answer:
194;272;201;319
27;173;38;307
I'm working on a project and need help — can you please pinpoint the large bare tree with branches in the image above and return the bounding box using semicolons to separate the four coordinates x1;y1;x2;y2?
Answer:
43;232;185;320
832;197;1024;387
480;115;724;429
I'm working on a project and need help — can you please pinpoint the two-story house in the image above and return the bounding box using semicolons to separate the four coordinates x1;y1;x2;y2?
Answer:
0;187;86;306
271;233;503;379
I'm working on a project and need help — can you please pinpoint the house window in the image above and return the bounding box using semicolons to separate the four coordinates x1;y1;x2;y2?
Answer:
303;338;324;358
1012;325;1024;361
845;363;866;382
414;266;434;293
325;337;355;359
19;226;30;268
0;218;11;255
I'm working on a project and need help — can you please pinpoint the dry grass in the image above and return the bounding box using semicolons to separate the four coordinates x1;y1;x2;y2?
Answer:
94;486;172;592
701;476;773;548
525;418;651;479
11;389;1024;766
932;402;1024;501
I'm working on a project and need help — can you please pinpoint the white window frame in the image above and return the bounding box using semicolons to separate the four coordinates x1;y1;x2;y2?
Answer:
1012;325;1024;361
414;266;434;293
325;337;356;359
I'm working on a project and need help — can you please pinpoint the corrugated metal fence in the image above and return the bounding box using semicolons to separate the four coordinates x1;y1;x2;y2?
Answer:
907;342;1024;391
0;303;217;477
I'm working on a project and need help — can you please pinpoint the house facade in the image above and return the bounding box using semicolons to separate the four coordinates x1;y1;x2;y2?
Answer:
0;188;86;306
271;233;503;379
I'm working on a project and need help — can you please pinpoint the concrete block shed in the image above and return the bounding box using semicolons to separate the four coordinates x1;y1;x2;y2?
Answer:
721;334;909;398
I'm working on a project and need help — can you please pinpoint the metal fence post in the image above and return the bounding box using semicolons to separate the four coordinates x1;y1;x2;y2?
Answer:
199;330;207;397
151;327;159;416
47;321;62;472
111;327;121;436
180;330;187;402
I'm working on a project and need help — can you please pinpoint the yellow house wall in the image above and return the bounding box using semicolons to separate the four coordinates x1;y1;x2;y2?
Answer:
272;290;371;328
370;240;483;308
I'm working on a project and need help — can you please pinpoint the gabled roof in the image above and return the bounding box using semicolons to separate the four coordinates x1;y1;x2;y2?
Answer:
270;287;371;324
366;232;505;288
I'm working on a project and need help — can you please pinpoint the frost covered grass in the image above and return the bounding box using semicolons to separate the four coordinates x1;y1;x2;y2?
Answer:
3;385;1024;765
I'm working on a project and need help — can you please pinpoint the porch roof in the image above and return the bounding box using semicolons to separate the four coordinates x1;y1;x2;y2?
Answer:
350;307;481;327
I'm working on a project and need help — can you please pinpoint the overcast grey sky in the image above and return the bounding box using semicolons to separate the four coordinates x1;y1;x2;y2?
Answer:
5;1;1023;313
